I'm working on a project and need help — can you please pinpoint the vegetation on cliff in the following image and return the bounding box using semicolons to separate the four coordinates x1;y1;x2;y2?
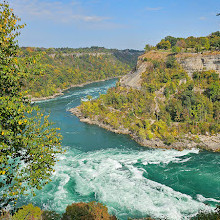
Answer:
17;47;142;98
145;31;220;53
78;52;219;148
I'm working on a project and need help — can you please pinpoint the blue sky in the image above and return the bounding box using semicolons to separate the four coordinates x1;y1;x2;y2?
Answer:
8;0;220;49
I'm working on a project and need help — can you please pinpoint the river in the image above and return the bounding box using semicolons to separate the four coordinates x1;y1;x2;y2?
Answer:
21;78;220;220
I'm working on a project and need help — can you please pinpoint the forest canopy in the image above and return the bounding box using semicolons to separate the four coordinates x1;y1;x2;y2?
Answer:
17;47;143;98
145;31;220;52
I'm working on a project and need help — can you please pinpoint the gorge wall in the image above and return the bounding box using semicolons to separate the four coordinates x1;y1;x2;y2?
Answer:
177;53;220;77
120;51;220;88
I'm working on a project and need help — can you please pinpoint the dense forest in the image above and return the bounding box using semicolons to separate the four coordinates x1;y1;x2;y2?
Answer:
18;47;143;98
145;31;220;53
78;50;220;148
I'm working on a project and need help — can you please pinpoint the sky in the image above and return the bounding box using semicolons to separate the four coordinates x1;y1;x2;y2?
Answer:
7;0;220;50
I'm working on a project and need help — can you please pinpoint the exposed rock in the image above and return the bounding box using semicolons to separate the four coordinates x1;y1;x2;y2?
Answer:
120;61;153;89
69;107;130;135
120;51;220;89
29;92;64;102
177;53;220;77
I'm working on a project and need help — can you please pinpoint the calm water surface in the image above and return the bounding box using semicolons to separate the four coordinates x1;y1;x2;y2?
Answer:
21;79;220;220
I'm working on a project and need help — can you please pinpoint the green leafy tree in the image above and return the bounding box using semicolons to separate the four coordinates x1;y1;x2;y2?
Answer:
202;37;210;50
0;2;62;210
12;204;41;220
195;44;202;53
156;40;171;50
171;46;181;53
206;82;220;102
144;44;152;52
164;36;178;47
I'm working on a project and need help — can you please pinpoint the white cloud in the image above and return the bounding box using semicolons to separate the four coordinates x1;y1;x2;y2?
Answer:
145;7;162;11
8;0;110;23
199;16;207;20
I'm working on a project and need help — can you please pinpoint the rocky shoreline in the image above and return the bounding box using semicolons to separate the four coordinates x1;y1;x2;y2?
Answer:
69;107;220;152
29;77;118;102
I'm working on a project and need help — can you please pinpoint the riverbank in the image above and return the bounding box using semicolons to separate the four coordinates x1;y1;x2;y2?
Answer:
69;106;220;152
30;77;119;102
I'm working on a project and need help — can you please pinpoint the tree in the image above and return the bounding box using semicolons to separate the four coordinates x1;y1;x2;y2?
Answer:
206;82;220;102
0;2;62;210
195;44;202;53
186;36;197;48
172;46;181;53
176;39;186;49
144;44;152;52
156;40;171;50
201;37;210;50
164;36;178;47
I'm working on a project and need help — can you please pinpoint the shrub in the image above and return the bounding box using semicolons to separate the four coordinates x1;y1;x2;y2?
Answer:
62;202;117;220
42;210;61;220
146;130;154;140
166;56;176;68
172;46;181;53
12;204;41;220
191;205;220;220
164;135;175;145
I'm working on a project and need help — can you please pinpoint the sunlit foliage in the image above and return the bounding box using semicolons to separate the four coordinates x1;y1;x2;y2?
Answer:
0;2;62;210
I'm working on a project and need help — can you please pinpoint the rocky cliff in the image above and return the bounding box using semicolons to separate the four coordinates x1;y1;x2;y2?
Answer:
177;53;220;77
120;61;153;89
120;51;220;88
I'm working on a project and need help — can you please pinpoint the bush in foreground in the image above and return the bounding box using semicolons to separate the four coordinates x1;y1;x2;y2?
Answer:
62;202;117;220
12;204;41;220
0;202;116;220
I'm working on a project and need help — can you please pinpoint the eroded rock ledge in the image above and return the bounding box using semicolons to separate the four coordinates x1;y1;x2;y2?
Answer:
69;107;220;152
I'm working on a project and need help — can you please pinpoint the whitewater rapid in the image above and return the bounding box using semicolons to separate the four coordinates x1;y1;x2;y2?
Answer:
25;148;214;220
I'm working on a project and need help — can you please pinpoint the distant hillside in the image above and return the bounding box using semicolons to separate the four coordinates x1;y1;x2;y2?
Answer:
18;47;143;98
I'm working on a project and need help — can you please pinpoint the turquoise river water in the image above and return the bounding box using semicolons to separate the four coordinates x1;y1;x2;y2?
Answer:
21;79;219;220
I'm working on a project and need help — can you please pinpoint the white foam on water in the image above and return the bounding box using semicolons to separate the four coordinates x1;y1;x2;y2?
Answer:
197;194;220;203
38;147;214;220
34;81;115;104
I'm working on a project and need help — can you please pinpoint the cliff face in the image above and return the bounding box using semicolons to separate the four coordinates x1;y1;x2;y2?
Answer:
177;53;220;77
120;51;220;88
120;61;153;89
